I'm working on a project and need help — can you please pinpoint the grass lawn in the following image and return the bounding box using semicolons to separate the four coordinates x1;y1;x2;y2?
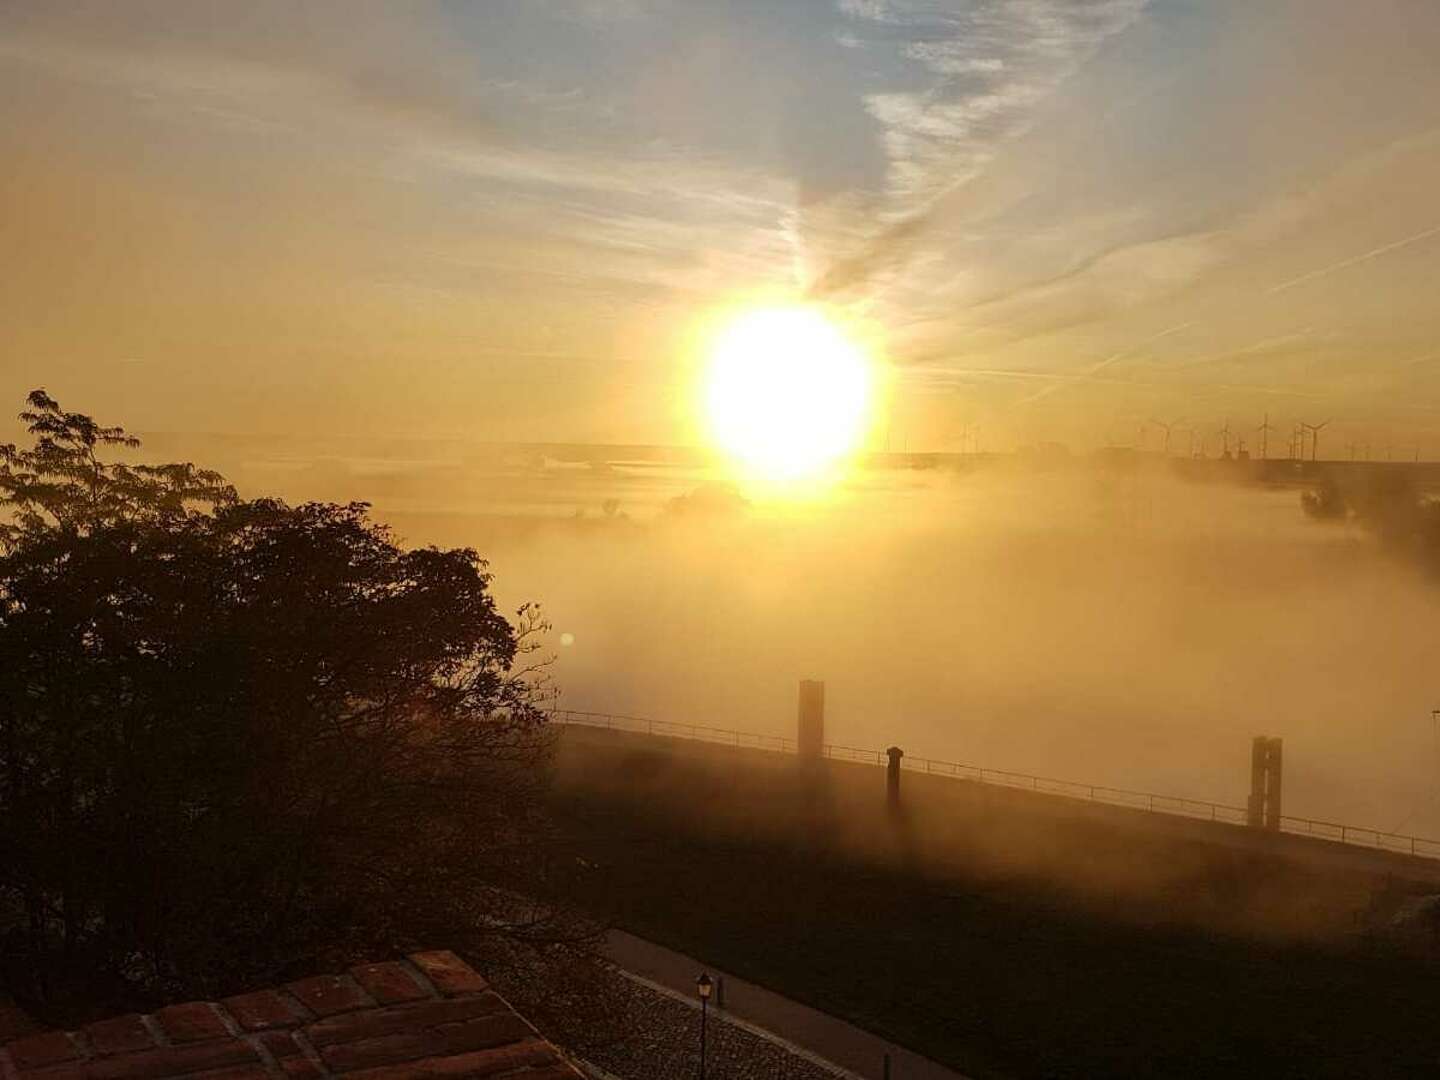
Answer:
548;793;1440;1080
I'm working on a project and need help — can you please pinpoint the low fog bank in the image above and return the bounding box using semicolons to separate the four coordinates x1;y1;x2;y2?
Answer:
453;469;1440;839
209;439;1440;839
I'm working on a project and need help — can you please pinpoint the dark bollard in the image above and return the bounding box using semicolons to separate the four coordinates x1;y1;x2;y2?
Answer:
886;746;903;813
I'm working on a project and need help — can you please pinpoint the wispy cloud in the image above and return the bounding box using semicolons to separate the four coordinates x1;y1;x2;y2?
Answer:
848;0;1147;211
808;0;1148;295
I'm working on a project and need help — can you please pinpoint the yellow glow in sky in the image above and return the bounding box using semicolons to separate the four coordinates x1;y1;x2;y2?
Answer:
702;306;874;485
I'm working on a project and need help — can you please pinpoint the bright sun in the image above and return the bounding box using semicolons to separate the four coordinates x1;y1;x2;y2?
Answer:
703;306;874;484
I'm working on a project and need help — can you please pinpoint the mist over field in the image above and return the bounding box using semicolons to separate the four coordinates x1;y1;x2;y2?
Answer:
169;432;1440;839
494;472;1439;838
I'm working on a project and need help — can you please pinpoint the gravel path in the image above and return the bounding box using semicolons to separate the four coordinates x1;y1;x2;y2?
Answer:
580;970;850;1080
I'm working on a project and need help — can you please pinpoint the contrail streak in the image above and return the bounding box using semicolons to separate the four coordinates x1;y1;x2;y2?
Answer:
1172;330;1314;370
1011;222;1440;409
1267;223;1440;295
916;364;1330;401
1015;321;1194;408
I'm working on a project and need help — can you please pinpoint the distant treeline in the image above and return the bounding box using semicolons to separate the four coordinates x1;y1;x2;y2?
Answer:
1302;468;1440;566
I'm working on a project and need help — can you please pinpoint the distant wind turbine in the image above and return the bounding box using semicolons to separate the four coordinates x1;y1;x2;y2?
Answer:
1300;419;1331;462
1149;417;1183;456
1256;414;1274;460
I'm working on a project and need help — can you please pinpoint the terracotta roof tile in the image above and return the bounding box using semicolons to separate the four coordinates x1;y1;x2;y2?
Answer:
82;1015;154;1057
405;952;488;997
0;999;42;1043
282;976;370;1019
346;964;427;1008
5;1030;81;1070
0;953;582;1080
219;991;307;1033
150;1003;228;1045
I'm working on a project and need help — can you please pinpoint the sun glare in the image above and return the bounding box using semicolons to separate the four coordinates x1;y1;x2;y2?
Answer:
702;306;874;485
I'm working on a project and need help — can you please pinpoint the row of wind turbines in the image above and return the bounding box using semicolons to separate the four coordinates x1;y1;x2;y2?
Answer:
1139;416;1423;462
1140;414;1334;460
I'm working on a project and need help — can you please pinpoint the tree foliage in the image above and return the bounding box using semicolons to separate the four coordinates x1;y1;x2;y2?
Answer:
0;389;235;548
1300;478;1347;521
1301;469;1440;570
0;391;584;1019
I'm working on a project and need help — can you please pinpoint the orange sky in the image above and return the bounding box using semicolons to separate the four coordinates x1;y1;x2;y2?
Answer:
2;1;1439;457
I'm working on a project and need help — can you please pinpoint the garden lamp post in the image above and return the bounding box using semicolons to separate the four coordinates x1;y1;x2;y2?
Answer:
696;973;713;1079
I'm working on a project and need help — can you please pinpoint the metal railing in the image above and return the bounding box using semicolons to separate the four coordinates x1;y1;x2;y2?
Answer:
550;708;1440;862
552;709;797;753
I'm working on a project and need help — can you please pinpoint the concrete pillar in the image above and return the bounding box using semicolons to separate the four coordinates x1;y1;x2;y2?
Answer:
1247;736;1266;828
798;680;825;760
1265;738;1282;830
886;746;903;812
1248;736;1283;830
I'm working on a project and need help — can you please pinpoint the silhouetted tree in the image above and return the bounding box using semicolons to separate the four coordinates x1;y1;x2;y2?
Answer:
0;392;594;1022
663;482;749;519
0;389;235;547
1301;468;1440;571
1300;478;1347;521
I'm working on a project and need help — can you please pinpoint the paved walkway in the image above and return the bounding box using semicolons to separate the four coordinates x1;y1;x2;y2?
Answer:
578;968;849;1080
602;930;968;1080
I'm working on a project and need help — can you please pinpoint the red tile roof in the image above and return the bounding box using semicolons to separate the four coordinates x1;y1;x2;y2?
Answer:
0;951;583;1080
